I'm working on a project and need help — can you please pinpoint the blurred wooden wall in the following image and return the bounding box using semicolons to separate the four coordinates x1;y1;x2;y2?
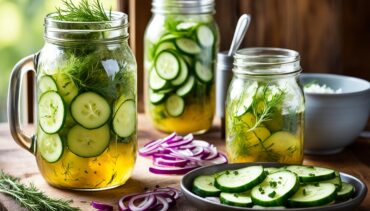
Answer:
119;0;370;111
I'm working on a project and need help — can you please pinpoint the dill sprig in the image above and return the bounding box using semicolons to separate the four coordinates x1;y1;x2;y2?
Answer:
56;0;112;22
0;171;79;211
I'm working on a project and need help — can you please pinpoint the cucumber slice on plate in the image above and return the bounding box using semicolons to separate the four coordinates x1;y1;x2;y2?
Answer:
196;25;214;47
306;171;342;191
67;124;110;158
149;89;166;105
175;38;201;54
288;183;337;207
113;100;136;138
286;165;335;182
251;170;299;207
155;51;180;80
38;91;65;134
165;94;185;117
71;92;111;129
149;68;167;91
215;166;265;193
220;192;253;207
192;175;220;197
336;182;355;201
171;58;189;86
176;75;195;97
37;130;63;163
195;61;213;83
38;75;57;94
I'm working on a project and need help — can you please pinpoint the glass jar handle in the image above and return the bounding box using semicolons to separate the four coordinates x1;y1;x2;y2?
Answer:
8;54;38;153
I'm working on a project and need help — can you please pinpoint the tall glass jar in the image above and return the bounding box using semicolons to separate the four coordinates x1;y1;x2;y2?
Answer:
8;12;137;190
226;48;305;164
144;0;219;134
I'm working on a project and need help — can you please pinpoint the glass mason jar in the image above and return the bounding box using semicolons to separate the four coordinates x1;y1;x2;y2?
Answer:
144;0;219;134
8;12;137;190
226;48;305;164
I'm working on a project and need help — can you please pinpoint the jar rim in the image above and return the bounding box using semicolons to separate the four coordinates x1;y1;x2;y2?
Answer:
152;0;215;14
233;47;301;76
44;11;129;43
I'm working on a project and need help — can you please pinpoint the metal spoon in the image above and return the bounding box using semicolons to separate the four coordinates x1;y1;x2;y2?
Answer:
228;14;251;56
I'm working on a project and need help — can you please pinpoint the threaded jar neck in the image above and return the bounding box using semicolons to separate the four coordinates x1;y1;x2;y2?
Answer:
152;0;215;14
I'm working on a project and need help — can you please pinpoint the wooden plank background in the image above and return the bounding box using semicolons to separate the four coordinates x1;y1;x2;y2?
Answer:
118;0;370;111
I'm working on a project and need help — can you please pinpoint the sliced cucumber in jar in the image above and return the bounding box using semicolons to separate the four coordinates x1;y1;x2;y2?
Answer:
192;175;221;197
215;166;265;193
37;130;63;163
54;73;78;104
251;170;299;207
176;75;195;97
38;76;57;94
71;92;111;129
38;91;65;134
149;89;166;105
175;38;201;54
149;68;168;91
336;182;355;201
235;81;258;117
196;25;215;47
155;51;180;80
171;58;189;86
286;165;335;183
155;41;177;56
195;61;213;83
288;183;336;207
165;94;185;117
67;124;110;158
220;192;253;207
113;100;136;138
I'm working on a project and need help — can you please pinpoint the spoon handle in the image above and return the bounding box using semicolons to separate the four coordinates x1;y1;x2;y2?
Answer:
228;14;251;56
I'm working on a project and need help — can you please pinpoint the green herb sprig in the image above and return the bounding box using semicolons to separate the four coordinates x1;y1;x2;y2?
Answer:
56;0;112;22
0;171;79;211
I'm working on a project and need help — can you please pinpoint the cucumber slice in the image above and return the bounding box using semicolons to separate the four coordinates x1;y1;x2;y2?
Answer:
195;61;213;83
149;68;167;91
215;166;265;193
38;91;65;134
149;89;166;105
220;192;253;207
251;171;299;207
253;205;286;209
71;92;111;129
336;182;355;201
54;73;78;104
165;94;185;117
306;171;342;191
264;167;280;174
38;76;57;94
288;183;336;207
113;100;136;138
171;58;189;86
67;124;110;158
175;38;201;54
155;41;177;56
235;81;258;117
155;51;180;80
286;165;335;182
176;75;195;97
37;130;63;163
192;175;221;197
197;25;214;47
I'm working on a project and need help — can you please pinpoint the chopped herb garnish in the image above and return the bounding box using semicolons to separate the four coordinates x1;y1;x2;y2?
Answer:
303;188;307;196
269;181;277;188
234;193;239;198
268;191;276;198
314;183;320;187
233;171;239;175
309;173;315;177
225;170;230;175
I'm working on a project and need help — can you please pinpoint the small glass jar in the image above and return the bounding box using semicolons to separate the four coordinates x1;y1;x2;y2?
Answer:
144;0;219;134
226;48;305;164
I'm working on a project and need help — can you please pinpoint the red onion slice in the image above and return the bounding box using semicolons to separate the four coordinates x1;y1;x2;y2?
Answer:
91;201;113;211
149;164;198;175
153;157;188;167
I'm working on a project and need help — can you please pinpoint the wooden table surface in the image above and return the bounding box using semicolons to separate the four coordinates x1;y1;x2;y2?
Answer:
0;114;369;211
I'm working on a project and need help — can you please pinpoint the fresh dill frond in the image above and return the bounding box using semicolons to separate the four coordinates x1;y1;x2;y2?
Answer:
0;171;79;211
56;0;112;22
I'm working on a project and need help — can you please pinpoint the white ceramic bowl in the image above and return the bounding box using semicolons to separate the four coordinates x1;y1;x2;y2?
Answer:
300;73;370;155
